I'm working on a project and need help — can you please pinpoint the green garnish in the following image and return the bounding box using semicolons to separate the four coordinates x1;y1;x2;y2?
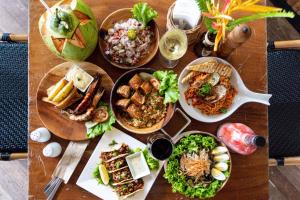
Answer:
86;101;116;139
109;140;118;146
50;8;73;35
198;83;212;97
127;29;137;40
153;70;180;104
115;161;122;169
164;134;225;199
92;166;104;185
219;108;228;114
131;2;158;27
134;148;159;170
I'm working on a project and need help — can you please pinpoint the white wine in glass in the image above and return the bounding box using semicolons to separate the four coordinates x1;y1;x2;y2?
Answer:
159;28;188;68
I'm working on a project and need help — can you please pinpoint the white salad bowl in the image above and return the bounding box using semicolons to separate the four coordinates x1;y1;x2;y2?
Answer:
178;57;272;123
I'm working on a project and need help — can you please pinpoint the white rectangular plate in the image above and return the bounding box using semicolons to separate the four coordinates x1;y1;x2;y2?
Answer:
76;127;163;200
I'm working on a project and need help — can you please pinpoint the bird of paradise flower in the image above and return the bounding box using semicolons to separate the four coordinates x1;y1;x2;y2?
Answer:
197;0;295;51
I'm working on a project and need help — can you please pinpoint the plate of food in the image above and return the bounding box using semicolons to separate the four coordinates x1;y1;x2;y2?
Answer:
164;131;231;199
178;57;271;123
76;127;163;200
36;62;115;141
99;2;159;69
110;68;180;134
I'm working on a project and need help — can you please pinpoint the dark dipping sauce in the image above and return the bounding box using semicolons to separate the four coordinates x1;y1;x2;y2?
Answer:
150;138;173;160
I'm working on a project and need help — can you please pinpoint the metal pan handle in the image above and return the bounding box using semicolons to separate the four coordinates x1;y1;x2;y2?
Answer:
161;108;191;142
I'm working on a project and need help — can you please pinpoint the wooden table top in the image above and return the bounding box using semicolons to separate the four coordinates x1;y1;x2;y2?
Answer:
29;0;269;199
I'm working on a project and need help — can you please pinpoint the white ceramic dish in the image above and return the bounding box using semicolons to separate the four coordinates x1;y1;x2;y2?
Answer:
126;152;151;180
76;127;163;200
178;57;272;123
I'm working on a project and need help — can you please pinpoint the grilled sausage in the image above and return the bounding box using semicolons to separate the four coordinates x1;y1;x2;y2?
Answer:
72;74;101;114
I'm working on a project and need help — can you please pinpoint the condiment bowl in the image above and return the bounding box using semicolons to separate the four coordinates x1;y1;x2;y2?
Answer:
99;8;159;69
110;68;175;134
178;57;272;123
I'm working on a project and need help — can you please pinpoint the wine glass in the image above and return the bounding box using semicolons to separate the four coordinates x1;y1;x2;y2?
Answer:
159;28;188;68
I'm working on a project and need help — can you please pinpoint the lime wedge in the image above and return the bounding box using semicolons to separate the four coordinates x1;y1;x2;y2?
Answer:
99;164;109;185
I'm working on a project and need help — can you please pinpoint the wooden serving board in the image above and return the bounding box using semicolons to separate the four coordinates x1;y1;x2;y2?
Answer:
36;62;114;141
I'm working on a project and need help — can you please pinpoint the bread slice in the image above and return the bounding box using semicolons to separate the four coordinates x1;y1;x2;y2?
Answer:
187;60;232;78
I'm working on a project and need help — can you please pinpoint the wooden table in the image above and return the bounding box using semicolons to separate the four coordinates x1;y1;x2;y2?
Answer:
29;0;269;199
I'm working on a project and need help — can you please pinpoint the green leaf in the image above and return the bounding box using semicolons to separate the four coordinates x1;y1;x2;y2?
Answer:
153;70;180;104
131;2;158;27
196;0;215;33
92;166;103;185
86;102;116;139
227;11;295;31
134;148;159;170
198;83;212;97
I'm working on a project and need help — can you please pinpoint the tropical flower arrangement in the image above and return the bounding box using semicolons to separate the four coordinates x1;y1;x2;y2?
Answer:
197;0;295;51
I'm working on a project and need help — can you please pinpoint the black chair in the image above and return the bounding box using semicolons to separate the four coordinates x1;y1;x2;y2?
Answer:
268;40;300;166
0;33;28;160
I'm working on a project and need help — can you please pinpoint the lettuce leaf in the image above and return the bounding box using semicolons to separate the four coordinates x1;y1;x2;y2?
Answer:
86;102;116;139
92;166;104;185
132;2;158;27
153;70;179;104
134;148;159;170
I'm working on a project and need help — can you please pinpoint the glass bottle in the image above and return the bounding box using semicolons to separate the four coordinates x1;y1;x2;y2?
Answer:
194;31;216;57
217;123;266;155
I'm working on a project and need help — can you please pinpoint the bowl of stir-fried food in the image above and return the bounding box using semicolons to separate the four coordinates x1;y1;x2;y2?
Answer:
164;131;232;199
110;68;179;134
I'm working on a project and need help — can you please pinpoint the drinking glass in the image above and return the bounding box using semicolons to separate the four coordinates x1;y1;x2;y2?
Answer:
159;28;188;68
147;133;174;161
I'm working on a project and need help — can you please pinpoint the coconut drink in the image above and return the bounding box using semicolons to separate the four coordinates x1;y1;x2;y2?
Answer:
38;0;98;61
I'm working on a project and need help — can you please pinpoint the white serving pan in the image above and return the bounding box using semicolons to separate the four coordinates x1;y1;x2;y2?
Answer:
178;57;272;123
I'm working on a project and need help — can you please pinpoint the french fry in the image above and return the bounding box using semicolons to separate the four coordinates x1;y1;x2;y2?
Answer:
52;80;74;103
48;78;68;100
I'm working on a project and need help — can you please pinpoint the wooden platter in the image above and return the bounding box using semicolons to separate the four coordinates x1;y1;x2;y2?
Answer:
36;62;114;141
99;8;160;69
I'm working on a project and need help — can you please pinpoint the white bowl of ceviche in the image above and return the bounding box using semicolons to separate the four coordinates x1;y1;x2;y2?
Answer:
99;7;159;69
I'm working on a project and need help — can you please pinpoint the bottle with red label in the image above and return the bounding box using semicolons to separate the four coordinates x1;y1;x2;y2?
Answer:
217;123;266;155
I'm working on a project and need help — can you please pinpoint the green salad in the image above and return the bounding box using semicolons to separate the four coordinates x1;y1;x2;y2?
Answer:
164;134;230;199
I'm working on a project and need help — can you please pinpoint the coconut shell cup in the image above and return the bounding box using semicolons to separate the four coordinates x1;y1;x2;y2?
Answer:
99;8;160;69
38;0;98;61
110;68;175;134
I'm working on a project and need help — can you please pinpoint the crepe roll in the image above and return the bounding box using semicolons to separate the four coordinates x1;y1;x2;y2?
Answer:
100;144;130;161
115;179;144;198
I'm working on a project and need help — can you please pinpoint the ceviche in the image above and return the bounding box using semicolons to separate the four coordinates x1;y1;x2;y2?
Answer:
104;3;158;66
